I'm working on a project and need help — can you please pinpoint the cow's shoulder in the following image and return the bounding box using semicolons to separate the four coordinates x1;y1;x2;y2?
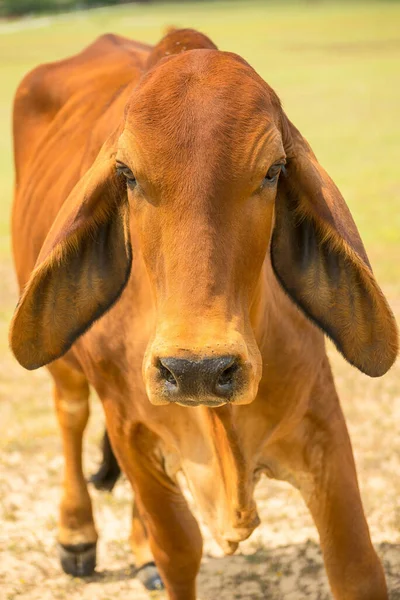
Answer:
13;34;150;179
14;34;149;121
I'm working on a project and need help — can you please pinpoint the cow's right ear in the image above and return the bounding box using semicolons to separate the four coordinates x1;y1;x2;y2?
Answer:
271;114;398;377
10;133;131;370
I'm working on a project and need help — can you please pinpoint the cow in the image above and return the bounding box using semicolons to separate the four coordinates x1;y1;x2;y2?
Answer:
9;28;398;600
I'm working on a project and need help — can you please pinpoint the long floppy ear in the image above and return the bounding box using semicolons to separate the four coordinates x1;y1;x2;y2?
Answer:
10;131;131;370
271;115;398;377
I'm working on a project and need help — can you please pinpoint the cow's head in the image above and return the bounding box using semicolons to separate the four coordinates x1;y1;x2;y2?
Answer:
10;31;398;407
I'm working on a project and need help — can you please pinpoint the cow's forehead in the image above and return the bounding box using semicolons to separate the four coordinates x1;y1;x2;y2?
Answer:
120;50;283;179
127;50;279;131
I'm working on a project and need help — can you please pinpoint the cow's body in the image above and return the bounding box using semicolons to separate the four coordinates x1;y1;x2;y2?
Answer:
11;30;397;600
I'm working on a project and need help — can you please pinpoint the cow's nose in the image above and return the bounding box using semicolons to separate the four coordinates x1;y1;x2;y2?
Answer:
157;355;242;404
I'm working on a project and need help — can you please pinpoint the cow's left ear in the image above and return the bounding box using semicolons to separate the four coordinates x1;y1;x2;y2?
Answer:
271;115;398;376
10;131;131;370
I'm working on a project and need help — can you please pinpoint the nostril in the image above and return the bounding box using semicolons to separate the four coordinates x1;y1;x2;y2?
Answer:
158;360;178;387
218;363;239;386
215;360;240;396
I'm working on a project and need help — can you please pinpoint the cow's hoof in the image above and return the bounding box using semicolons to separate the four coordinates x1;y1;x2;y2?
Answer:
136;562;164;591
59;542;97;577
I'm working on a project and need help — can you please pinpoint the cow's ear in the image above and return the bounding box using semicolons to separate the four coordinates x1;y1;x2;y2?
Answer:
10;132;131;370
271;115;398;377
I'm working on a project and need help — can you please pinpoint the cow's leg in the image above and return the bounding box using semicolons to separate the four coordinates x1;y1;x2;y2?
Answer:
130;473;202;600
106;418;202;600
49;360;98;577
89;426;163;589
274;399;387;600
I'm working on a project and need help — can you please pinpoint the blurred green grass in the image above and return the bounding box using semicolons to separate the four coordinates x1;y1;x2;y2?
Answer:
0;0;399;285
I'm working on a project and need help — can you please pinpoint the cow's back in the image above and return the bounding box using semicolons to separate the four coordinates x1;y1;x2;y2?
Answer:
12;34;150;288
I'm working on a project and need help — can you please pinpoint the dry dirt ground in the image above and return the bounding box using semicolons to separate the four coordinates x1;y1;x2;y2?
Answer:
1;262;400;600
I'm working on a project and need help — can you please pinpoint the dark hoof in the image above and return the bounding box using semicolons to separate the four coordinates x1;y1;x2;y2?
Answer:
136;562;164;591
59;542;97;577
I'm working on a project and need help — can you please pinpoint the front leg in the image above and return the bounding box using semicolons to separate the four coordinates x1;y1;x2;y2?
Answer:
305;423;387;600
48;360;98;577
90;428;164;591
270;385;387;599
105;414;203;600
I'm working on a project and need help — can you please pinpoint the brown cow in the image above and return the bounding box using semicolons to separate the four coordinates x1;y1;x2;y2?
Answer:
10;28;398;600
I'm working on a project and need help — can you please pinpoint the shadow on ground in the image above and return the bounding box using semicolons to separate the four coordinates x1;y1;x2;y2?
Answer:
77;540;400;599
197;540;400;600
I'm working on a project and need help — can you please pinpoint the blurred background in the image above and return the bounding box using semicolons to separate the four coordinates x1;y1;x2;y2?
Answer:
0;1;399;599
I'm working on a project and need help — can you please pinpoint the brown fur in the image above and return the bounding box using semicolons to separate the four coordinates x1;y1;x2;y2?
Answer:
10;29;397;599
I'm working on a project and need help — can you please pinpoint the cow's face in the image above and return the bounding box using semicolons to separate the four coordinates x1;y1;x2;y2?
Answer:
117;51;284;406
10;47;397;391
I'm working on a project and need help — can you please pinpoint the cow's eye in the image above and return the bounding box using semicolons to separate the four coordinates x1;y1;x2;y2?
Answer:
116;162;137;189
264;162;285;185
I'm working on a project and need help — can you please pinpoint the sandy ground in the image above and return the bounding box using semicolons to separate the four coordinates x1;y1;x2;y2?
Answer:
1;262;400;600
1;443;400;600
